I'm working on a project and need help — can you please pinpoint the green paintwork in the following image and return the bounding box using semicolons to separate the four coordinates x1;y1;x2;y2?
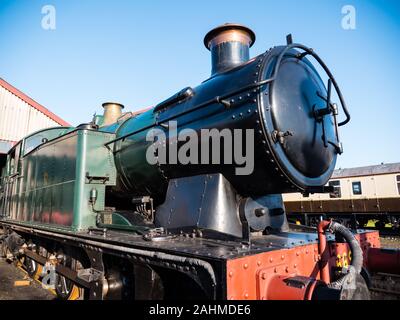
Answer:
0;108;161;233
0;127;117;231
22;127;74;156
96;212;149;234
111;212;133;226
93;114;104;127
110;109;166;198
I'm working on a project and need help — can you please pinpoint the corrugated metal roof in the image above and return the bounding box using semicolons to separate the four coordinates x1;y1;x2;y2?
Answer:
0;78;70;144
332;162;400;178
0;78;69;126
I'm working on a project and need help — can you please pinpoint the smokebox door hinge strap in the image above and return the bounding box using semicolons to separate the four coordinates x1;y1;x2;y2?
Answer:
216;96;231;108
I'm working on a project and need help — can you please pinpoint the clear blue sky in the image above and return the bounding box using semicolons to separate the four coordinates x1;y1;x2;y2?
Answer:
0;0;399;169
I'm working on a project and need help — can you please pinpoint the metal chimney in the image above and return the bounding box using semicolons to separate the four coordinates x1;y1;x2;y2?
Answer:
204;23;256;76
101;102;124;126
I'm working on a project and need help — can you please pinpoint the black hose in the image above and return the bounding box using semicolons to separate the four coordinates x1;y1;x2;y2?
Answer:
327;221;363;289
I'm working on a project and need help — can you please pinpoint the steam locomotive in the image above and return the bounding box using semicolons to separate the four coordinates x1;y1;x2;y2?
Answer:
0;23;395;300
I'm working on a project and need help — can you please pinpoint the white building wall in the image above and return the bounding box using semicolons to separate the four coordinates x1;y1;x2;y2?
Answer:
0;85;62;143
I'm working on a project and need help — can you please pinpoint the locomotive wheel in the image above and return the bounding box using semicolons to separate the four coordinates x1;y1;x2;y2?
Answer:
55;274;74;299
23;256;38;277
20;244;40;277
55;254;84;300
0;240;7;258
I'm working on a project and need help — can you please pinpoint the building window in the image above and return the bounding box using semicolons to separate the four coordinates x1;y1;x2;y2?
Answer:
352;181;362;195
329;180;341;198
397;175;400;195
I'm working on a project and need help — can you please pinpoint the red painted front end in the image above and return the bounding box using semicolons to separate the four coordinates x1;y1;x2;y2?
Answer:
226;230;380;300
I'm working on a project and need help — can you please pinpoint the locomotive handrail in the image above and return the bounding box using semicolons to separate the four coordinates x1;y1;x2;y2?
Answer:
104;77;274;149
153;86;195;113
274;43;351;127
104;42;350;150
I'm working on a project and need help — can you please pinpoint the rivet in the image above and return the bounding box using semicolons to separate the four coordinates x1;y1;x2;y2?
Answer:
274;267;277;273
269;258;273;263
244;263;248;269
229;271;234;278
257;260;261;266
296;251;300;256
281;255;285;260
262;273;267;280
294;264;297;268
244;293;249;299
285;266;289;273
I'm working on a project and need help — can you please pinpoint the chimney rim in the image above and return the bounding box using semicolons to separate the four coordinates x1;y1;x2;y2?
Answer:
102;102;125;109
204;23;256;50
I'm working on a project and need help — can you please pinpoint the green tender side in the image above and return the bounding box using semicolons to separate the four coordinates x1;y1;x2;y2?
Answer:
0;128;117;231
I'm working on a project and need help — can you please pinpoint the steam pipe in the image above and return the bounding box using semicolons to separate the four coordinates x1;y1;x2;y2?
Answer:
318;220;364;289
318;220;331;283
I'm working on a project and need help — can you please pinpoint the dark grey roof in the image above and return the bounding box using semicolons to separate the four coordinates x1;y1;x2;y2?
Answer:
332;162;400;178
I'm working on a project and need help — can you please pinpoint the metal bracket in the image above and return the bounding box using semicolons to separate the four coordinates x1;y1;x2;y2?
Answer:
82;248;105;300
77;268;103;283
271;130;293;144
286;34;293;45
85;172;109;184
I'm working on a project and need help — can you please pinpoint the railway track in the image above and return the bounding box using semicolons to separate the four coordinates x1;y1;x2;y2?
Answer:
370;273;400;300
